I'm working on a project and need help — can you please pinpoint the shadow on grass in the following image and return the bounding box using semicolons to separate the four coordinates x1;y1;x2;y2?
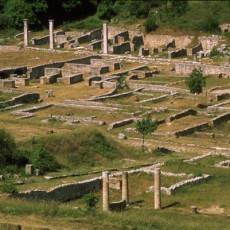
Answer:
162;201;180;209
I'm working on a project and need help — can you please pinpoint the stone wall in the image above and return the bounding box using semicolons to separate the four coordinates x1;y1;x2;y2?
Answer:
2;93;40;106
11;177;102;202
110;200;126;211
186;43;203;55
168;48;187;59
210;112;230;126
198;35;220;51
90;59;121;71
144;35;192;49
0;66;27;78
28;56;100;78
112;42;131;54
132;35;144;51
32;35;49;45
167;109;197;122
76;28;102;44
175;63;230;76
108;118;135;130
0;45;20;51
0;79;15;88
174;122;209;137
113;31;129;44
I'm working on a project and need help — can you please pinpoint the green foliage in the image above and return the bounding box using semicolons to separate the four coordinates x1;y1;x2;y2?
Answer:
136;115;158;148
0;128;17;168
0;181;17;193
210;47;221;58
144;13;158;33
82;192;99;211
74;15;102;30
117;76;129;90
20;144;59;172
186;68;206;94
192;17;220;33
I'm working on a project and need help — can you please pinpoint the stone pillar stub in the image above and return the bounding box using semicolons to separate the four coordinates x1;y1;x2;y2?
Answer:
25;164;33;175
122;171;129;204
102;171;110;211
154;168;161;210
23;19;29;47
103;23;108;54
49;19;54;50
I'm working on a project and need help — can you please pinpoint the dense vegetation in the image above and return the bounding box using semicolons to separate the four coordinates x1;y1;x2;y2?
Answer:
0;127;135;174
0;0;230;33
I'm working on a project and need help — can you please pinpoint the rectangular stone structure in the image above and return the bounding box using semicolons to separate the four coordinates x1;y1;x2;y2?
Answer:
25;164;33;175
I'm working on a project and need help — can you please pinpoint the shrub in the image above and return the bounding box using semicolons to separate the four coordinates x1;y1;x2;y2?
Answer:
0;128;17;168
193;17;220;33
74;15;102;31
144;14;158;33
82;192;99;211
21;145;59;172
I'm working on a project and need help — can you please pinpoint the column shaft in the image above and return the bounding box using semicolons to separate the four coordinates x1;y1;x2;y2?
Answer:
23;19;29;47
49;20;54;50
154;168;161;209
103;23;108;54
102;171;110;211
122;172;129;204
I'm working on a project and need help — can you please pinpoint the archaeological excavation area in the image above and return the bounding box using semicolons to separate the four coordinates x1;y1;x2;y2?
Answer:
0;21;230;230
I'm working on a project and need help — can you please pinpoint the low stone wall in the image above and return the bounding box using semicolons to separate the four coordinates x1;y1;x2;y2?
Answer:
86;76;102;86
108;118;135;130
167;109;197;122
90;59;121;71
112;42;131;54
207;101;230;112
0;45;20;51
76;28;101;44
10;77;30;86
210;112;230;126
0;79;15;88
40;73;61;84
137;95;168;104
28;55;100;78
87;40;102;50
149;174;211;195
174;122;209;137
11;177;102;202
0;66;27;78
110;200;126;211
168;48;187;59
186;43;203;55
32;35;49;45
175;63;230;76
114;31;129;44
57;74;83;85
129;83;188;94
2;93;40;106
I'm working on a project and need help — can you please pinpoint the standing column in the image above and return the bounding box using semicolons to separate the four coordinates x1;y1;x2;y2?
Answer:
154;168;161;210
23;19;29;47
122;171;129;204
49;19;54;50
103;23;108;54
102;171;110;211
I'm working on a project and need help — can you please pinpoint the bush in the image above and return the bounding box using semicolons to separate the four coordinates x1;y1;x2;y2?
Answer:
0;129;17;168
192;17;220;33
20;145;59;172
82;192;99;211
74;15;102;31
144;14;158;33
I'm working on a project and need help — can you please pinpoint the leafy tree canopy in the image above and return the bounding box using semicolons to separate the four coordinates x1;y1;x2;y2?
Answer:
186;68;206;94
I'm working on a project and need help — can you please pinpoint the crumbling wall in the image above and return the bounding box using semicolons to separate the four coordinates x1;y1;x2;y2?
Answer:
112;42;131;54
186;43;203;55
168;48;187;59
11;177;102;202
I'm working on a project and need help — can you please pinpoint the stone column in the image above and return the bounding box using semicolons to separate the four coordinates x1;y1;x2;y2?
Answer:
49;19;54;50
23;19;29;47
103;23;108;54
154;168;161;209
122;171;129;204
102;171;110;211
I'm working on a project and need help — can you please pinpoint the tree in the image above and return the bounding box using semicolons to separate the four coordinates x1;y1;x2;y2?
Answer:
186;68;206;94
136;115;158;148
